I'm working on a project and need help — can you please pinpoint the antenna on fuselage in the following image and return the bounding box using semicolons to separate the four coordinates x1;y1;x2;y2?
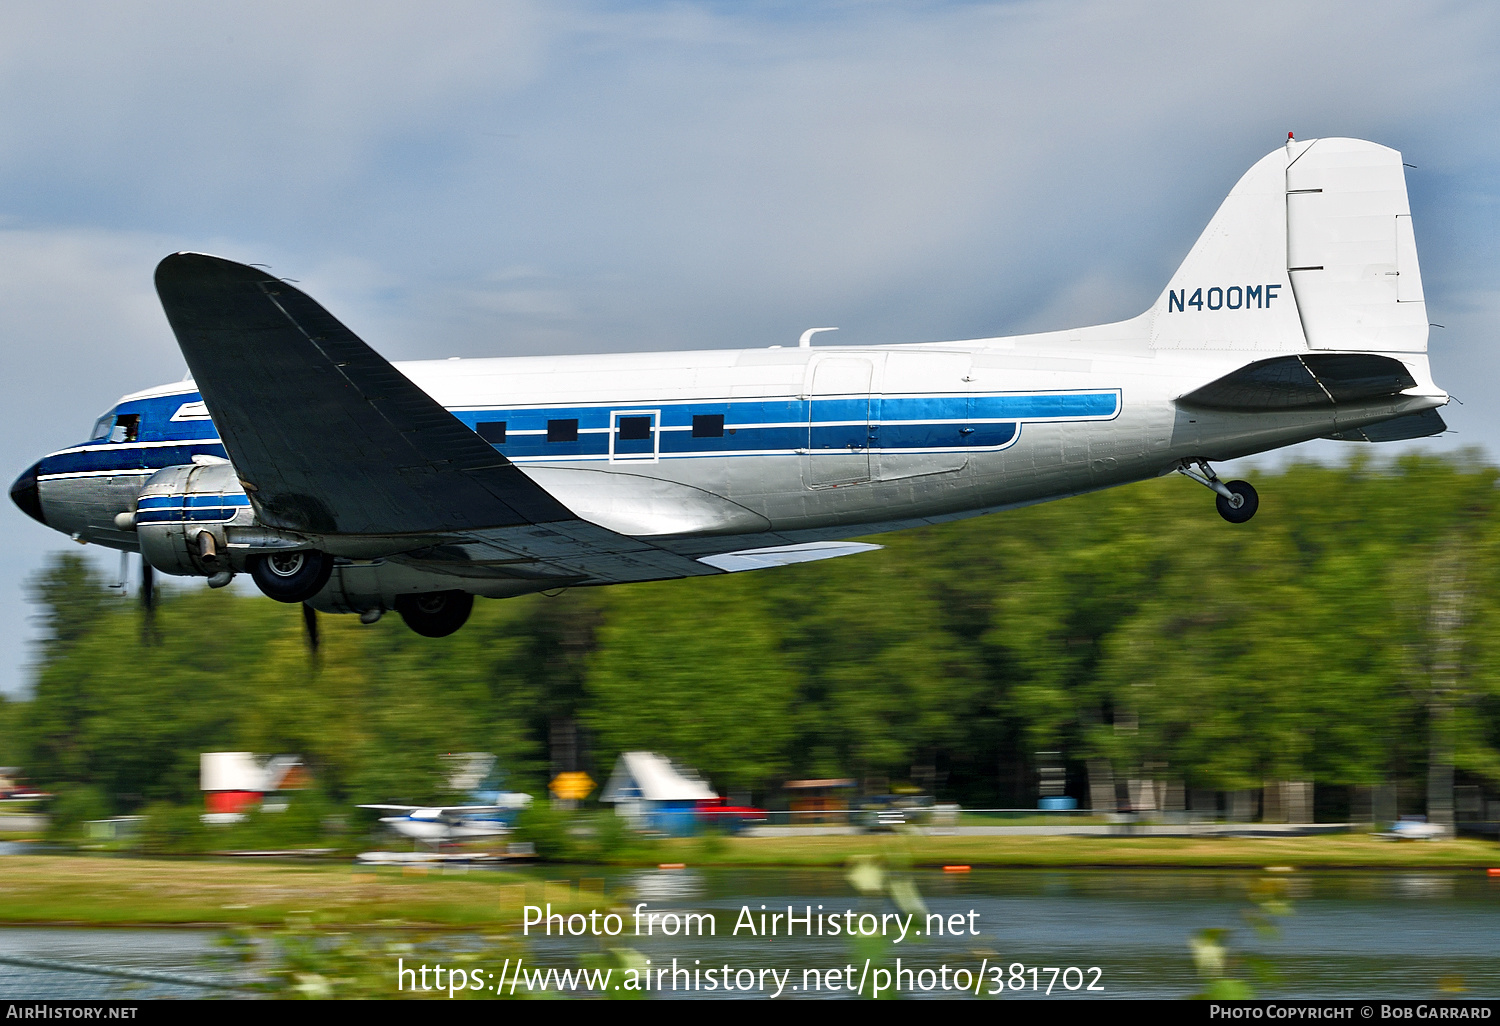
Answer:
799;327;838;348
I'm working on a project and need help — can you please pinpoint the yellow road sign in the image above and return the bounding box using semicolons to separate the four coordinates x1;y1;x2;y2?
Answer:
550;772;595;801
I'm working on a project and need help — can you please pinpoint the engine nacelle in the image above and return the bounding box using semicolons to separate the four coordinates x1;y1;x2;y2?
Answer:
134;462;259;577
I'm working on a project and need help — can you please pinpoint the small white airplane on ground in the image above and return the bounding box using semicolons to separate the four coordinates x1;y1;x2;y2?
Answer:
358;798;532;845
12;136;1447;637
1380;816;1447;841
359;754;531;844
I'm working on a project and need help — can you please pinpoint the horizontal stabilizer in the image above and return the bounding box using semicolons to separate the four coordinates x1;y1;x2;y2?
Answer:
1178;354;1416;411
1324;408;1447;442
155;253;574;536
697;541;882;573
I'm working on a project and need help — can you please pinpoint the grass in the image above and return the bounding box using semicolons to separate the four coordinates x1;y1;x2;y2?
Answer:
0;855;597;928
654;832;1500;870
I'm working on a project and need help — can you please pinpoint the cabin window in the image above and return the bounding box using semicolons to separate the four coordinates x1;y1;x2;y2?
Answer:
476;421;507;444
692;414;725;438
547;418;579;443
109;414;139;443
617;416;652;441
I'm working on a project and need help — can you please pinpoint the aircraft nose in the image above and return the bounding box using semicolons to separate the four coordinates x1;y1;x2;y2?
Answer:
10;462;46;525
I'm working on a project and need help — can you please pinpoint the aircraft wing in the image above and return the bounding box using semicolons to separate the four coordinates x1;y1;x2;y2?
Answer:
358;804;435;812
156;253;577;536
358;804;525;817
154;253;719;585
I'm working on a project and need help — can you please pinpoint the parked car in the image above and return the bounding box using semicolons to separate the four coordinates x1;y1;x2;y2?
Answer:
696;798;768;834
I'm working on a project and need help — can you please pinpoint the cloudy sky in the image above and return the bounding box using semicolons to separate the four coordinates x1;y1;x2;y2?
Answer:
1;1;1497;693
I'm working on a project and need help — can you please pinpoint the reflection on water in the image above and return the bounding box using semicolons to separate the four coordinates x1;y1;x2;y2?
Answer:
1390;875;1456;900
0;927;232;999
626;868;708;902
1;869;1496;999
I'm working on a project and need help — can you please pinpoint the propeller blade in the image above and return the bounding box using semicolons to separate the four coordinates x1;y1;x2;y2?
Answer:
302;602;319;653
140;558;154;612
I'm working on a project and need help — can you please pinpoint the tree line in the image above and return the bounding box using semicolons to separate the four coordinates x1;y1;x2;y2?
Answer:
6;452;1499;821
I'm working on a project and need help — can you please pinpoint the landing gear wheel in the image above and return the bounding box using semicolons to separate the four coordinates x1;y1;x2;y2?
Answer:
249;550;334;603
394;590;474;638
1215;480;1259;524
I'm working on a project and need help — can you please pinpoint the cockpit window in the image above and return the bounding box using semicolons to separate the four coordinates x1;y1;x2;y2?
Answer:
90;415;113;441
108;414;139;443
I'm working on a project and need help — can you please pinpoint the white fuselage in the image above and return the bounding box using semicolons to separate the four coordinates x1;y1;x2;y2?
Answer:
29;314;1444;571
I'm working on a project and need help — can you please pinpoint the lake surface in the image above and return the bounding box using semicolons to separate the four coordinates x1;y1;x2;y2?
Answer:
1;868;1496;999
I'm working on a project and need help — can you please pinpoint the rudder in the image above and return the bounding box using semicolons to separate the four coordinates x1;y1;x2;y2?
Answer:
1285;138;1427;352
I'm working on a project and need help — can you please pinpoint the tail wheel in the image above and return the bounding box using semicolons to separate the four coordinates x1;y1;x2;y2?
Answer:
394;590;474;638
1215;480;1259;524
249;550;333;603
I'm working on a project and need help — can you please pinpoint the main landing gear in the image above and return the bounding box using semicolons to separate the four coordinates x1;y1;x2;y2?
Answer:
394;590;474;638
1177;460;1259;524
249;550;334;603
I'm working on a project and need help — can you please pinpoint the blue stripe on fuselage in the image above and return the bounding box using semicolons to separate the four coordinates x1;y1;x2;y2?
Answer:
451;391;1118;460
135;491;251;524
37;442;230;478
39;388;1120;474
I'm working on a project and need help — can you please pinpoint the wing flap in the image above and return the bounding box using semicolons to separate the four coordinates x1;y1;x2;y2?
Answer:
697;540;883;572
399;519;727;585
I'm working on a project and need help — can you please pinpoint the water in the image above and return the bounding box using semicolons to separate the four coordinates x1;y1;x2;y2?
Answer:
521;868;1500;999
0;927;233;999
1;869;1495;999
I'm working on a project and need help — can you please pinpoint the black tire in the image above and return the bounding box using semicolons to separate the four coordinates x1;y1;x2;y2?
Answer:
249;550;334;603
1215;480;1259;524
394;590;474;638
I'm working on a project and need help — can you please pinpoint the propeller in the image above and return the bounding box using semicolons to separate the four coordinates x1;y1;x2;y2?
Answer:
139;555;155;643
302;602;319;653
139;557;154;612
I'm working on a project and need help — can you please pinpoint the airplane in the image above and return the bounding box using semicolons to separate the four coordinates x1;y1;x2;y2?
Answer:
358;797;533;845
11;136;1448;638
359;754;532;846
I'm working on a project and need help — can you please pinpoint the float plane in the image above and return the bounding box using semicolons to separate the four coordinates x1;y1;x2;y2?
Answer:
358;797;532;846
11;137;1447;637
359;754;531;845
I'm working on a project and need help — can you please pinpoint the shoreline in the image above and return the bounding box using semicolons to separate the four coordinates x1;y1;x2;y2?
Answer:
0;834;1496;929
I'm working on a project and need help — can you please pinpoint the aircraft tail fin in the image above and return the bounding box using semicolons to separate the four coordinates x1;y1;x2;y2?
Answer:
1150;137;1428;355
